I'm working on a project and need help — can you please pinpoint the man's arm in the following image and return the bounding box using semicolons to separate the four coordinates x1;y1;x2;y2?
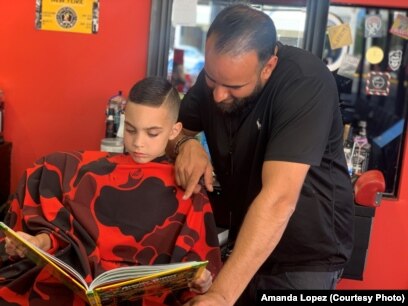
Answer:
167;128;214;198
185;160;310;305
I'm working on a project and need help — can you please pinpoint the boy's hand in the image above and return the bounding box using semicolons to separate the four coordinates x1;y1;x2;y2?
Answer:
4;232;51;258
189;269;213;294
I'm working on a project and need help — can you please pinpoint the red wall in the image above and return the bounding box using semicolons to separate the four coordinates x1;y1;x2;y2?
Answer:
0;1;151;191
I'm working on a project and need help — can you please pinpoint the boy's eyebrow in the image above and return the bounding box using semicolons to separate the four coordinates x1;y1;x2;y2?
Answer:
124;121;163;131
124;121;136;130
203;69;249;89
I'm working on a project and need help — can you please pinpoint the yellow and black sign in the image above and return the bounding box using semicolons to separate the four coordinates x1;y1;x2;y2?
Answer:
35;0;99;34
327;23;353;50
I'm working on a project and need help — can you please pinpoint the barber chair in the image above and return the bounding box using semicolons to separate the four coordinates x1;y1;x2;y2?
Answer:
342;170;386;280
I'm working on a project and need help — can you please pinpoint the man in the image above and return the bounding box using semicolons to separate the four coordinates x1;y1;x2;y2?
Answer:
168;4;354;306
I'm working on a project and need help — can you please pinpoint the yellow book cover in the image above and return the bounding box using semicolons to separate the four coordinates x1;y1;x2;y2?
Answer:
0;222;207;306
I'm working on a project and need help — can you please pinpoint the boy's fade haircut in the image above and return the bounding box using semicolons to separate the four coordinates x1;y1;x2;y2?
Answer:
128;77;181;122
207;4;277;67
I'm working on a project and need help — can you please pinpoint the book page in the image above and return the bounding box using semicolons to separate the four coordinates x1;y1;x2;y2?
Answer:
0;222;88;292
93;262;207;305
90;261;207;289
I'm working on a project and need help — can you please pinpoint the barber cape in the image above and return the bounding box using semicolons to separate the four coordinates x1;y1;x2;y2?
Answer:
0;151;221;306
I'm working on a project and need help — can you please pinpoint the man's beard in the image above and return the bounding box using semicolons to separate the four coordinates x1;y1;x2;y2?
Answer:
212;78;263;114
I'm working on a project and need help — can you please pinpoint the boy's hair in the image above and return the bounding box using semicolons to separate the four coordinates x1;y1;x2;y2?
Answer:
207;4;277;67
128;77;181;122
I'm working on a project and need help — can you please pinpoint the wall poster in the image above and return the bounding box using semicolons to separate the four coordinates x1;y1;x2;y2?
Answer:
35;0;99;34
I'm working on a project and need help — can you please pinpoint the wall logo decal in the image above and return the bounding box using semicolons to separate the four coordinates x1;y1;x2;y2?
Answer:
365;72;391;96
56;7;77;29
388;50;402;71
365;15;383;38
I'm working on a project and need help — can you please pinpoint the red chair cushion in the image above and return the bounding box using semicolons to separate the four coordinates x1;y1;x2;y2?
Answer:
354;170;386;207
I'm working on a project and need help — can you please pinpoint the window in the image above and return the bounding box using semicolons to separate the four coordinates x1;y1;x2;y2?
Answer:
326;5;408;197
167;1;307;93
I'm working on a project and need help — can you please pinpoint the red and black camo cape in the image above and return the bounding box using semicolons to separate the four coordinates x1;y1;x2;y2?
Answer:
0;151;222;306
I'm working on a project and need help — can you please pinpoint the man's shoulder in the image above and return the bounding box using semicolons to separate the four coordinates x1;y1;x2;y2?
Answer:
271;46;335;97
277;43;328;74
278;43;316;60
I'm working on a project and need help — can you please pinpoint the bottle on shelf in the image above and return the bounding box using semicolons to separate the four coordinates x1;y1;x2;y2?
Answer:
351;120;371;176
106;91;126;137
342;123;354;176
105;114;115;138
101;90;125;153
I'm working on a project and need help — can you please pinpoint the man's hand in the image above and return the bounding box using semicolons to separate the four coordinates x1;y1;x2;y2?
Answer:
175;138;213;199
5;232;51;258
183;291;229;306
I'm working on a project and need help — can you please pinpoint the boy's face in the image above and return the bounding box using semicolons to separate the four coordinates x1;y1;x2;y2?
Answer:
124;102;181;164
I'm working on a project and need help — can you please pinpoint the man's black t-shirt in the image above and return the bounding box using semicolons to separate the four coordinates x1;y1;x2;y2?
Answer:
179;43;354;274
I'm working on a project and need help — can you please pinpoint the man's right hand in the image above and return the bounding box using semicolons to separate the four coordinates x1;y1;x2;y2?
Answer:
175;138;214;199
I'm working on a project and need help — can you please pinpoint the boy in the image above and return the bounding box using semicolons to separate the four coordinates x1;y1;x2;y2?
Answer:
0;77;222;306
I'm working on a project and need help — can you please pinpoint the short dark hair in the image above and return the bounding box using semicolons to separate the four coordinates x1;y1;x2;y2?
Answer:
128;77;180;121
207;4;277;66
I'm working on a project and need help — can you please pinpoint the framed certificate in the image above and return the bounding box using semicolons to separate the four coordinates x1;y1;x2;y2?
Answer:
35;0;99;34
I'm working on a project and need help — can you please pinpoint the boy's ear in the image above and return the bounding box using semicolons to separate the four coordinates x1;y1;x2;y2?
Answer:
169;122;183;140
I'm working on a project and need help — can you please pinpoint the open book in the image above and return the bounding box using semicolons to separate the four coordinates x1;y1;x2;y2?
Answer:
0;222;207;306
